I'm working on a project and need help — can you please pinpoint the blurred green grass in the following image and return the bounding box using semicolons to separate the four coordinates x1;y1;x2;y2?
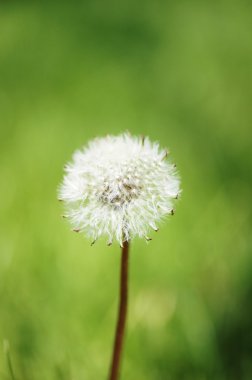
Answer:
0;1;252;379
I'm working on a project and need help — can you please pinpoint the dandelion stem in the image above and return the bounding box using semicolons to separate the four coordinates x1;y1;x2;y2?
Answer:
108;240;129;380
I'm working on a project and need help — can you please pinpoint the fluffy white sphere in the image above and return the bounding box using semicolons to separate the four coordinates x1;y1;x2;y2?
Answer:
59;133;180;246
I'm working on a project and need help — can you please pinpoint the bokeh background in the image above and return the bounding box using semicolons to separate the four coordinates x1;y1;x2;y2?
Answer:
0;1;252;379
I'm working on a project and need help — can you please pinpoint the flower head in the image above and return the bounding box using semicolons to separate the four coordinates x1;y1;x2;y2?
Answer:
59;133;180;246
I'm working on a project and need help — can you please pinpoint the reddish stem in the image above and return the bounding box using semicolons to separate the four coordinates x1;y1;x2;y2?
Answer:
108;240;129;380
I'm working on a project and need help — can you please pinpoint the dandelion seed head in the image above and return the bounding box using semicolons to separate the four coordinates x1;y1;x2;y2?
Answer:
59;133;181;245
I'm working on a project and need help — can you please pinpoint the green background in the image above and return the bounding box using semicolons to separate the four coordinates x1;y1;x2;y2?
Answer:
0;1;251;379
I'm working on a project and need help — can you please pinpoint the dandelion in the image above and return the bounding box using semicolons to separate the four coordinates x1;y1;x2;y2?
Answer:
58;132;181;380
59;133;180;246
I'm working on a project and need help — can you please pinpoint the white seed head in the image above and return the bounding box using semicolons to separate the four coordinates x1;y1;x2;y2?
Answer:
58;133;181;246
